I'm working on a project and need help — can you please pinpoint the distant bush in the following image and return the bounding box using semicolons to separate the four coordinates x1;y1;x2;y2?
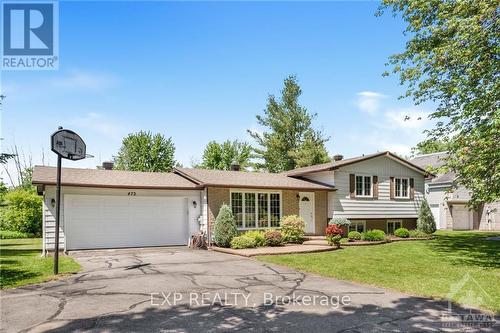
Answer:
409;229;430;238
347;231;362;241
230;236;257;249
280;215;305;244
394;228;410;238
264;230;284;247
242;230;266;247
417;199;436;234
328;217;351;227
325;224;343;247
0;188;42;236
0;230;34;239
213;204;238;247
362;229;386;241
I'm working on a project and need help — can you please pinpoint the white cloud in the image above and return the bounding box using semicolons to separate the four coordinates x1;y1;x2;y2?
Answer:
356;91;387;115
383;108;430;129
68;112;126;140
48;70;118;91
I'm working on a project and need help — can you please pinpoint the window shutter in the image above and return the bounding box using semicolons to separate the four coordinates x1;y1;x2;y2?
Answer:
390;177;395;200
410;178;415;200
373;176;378;199
349;174;355;199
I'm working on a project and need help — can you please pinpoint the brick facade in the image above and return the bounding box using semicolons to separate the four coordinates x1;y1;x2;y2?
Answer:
206;187;329;236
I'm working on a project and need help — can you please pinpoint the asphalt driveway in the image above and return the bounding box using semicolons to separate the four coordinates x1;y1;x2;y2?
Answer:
0;247;496;332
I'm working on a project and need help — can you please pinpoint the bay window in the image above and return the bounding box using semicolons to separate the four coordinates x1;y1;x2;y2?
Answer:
231;191;281;229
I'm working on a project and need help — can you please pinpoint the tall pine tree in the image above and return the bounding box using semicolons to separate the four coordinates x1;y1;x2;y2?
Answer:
248;76;330;173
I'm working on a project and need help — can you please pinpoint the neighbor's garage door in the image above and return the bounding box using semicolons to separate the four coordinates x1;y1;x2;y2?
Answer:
64;195;187;250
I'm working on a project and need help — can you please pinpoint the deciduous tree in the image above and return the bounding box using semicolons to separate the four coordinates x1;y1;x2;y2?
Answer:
379;0;499;205
114;131;176;172
199;140;252;170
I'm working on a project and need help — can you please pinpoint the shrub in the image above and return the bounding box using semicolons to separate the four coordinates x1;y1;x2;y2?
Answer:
243;230;266;247
280;215;305;244
0;188;42;236
362;229;386;241
347;230;362;241
394;228;410;238
264;230;284;247
328;217;351;227
325;224;343;247
409;229;430;238
230;236;257;249
213;204;238;247
0;230;34;239
417;199;436;234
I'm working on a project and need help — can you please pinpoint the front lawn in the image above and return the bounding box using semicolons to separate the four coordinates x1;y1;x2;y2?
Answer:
257;231;500;313
0;238;81;289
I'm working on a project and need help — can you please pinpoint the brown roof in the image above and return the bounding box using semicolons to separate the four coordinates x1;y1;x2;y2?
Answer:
410;152;455;184
285;151;431;176
175;167;334;190
32;166;201;189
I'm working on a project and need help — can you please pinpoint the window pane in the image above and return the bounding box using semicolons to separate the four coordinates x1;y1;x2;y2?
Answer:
356;223;364;233
364;176;371;196
270;193;280;227
388;222;394;234
402;179;408;197
395;178;401;197
396;221;402;229
356;176;363;195
231;192;243;228
258;193;269;228
245;193;256;228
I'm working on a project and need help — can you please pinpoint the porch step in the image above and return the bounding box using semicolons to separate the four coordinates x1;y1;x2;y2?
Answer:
303;239;329;246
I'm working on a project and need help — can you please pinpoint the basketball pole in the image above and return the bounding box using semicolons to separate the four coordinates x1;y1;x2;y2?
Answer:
54;135;63;275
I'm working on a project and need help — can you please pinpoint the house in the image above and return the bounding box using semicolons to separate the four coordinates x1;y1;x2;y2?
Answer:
32;151;429;252
411;152;500;231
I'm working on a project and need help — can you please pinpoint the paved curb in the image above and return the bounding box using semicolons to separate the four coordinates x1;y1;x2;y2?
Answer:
209;245;338;257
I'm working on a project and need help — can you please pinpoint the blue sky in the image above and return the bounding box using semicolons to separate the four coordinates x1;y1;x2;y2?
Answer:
1;1;435;182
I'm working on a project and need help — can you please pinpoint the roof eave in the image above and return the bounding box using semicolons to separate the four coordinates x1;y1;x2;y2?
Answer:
32;181;202;190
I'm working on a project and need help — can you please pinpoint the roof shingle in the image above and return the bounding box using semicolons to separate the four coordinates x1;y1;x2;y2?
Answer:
32;166;201;189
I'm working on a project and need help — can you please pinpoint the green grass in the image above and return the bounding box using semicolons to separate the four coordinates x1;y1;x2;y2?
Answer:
0;238;81;289
257;231;500;313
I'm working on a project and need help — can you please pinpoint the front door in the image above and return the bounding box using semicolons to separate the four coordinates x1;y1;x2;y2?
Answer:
299;192;315;234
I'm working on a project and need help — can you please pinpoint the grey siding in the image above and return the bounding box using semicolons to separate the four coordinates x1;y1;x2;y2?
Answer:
321;156;425;219
43;186;203;252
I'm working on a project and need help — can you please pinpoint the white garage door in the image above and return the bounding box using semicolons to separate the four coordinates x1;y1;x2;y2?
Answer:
64;195;188;250
452;205;472;230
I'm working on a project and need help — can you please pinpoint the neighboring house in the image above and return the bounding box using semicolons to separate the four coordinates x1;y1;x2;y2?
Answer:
32;151;428;252
410;152;499;231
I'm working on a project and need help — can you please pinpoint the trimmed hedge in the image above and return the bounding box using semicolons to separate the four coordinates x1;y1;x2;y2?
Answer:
280;215;305;244
242;230;266;247
362;229;386;241
394;228;410;238
264;230;284;247
213;204;238;247
230;236;257;249
328;217;351;227
347;231;362;240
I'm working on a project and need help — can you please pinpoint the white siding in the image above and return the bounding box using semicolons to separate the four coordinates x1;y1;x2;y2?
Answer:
312;156;425;219
302;171;334;186
43;186;203;252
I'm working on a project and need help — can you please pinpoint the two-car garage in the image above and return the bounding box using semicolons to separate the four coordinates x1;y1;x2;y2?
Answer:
64;195;189;250
33;166;203;252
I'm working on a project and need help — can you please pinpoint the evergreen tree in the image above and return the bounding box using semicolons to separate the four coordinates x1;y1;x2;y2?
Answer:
213;204;238;247
417;199;436;234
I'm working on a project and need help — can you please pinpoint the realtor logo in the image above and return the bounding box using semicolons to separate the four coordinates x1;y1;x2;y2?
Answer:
1;1;58;70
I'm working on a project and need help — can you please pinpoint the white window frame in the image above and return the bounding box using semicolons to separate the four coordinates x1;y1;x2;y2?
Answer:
387;219;403;234
355;175;373;198
230;189;282;230
348;220;366;233
394;177;410;199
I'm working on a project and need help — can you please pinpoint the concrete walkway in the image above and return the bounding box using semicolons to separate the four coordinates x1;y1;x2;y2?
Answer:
0;247;496;332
